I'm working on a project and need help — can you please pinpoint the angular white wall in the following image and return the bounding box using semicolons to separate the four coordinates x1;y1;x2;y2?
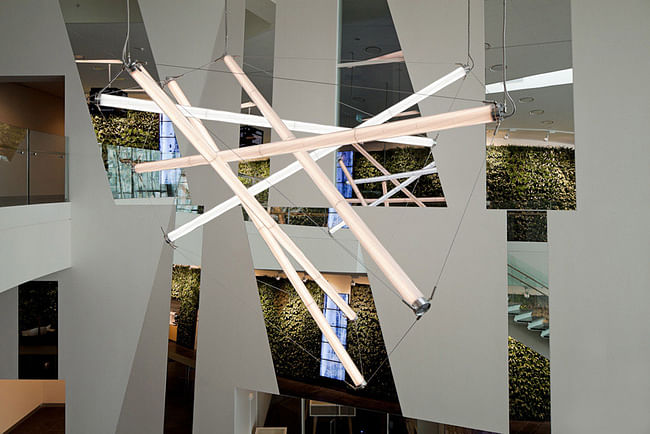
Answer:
548;1;650;432
358;1;508;431
267;0;338;207
138;1;280;433
0;2;176;433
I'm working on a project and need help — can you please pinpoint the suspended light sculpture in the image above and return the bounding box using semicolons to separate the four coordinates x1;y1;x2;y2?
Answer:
125;55;503;387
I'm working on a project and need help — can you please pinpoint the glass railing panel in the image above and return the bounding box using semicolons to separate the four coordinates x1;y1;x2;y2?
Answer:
28;130;66;204
0;123;28;206
100;143;201;213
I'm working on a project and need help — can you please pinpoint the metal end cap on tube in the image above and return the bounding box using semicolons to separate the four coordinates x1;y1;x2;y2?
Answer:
411;297;431;316
161;227;177;249
491;102;506;122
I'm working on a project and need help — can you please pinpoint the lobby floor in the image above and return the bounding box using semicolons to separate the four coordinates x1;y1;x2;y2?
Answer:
8;406;64;433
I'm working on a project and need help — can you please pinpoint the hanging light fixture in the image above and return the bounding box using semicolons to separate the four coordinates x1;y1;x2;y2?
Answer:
152;66;471;244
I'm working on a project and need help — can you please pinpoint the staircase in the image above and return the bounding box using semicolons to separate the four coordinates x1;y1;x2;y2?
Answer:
507;242;550;354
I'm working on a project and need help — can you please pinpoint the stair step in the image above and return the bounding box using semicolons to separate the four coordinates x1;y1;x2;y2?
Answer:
508;304;523;315
528;318;549;331
514;311;533;323
540;329;550;339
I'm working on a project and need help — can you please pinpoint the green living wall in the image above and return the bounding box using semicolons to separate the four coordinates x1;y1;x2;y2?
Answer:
509;337;550;421
258;277;398;402
171;265;201;349
92;111;160;149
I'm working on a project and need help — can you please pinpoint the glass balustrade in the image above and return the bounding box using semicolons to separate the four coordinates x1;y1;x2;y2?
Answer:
0;122;67;207
100;143;201;213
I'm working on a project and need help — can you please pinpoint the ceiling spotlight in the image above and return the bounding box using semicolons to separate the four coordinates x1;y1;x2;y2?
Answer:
364;46;381;55
485;42;492;49
275;274;281;281
504;132;510;140
489;64;505;72
529;109;545;116
74;54;84;60
518;96;535;103
351;280;356;287
541;120;554;125
544;132;550;142
302;275;308;283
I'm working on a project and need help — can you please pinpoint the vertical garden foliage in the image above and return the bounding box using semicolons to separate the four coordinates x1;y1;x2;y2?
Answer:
91;111;160;150
486;145;576;210
238;159;271;205
509;337;551;421
258;278;398;402
171;265;201;349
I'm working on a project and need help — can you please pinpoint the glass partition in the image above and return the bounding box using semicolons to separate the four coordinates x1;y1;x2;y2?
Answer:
28;130;66;204
0;122;66;207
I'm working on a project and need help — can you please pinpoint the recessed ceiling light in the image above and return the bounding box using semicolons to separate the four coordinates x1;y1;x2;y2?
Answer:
489;64;506;72
518;96;534;103
541;120;554;125
529;109;545;116
485;42;492;49
364;46;381;55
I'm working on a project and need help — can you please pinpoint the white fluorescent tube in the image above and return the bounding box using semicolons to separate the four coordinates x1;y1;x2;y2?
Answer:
249;209;366;387
339;159;367;206
98;94;433;148
485;68;573;94
223;55;432;315
162;74;364;384
75;59;123;64
362;66;468;127
338;50;405;68
353;166;439;184
209;104;498;163
166;66;471;244
165;79;357;322
330;162;438;234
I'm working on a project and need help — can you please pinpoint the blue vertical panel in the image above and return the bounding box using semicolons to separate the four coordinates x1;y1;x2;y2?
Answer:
327;150;354;229
159;113;181;185
319;293;350;381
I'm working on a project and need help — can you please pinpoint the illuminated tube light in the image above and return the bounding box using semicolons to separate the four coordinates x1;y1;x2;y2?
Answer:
338;159;367;206
98;94;433;148
248;211;365;387
362;65;468;127
223;55;433;315
164;66;469;244
128;66;360;325
164;77;364;385
211;104;499;163
165;79;356;322
129;67;467;173
353;166;439;184
330;163;438;234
